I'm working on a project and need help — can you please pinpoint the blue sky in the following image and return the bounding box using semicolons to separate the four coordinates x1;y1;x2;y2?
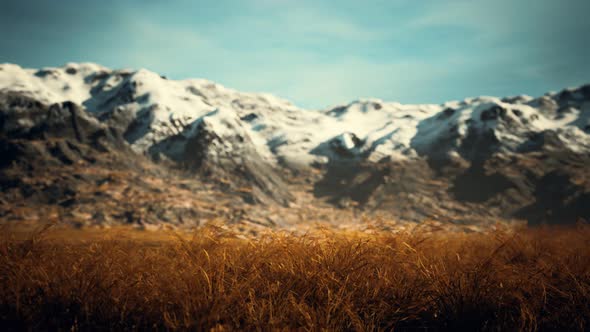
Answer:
1;0;589;108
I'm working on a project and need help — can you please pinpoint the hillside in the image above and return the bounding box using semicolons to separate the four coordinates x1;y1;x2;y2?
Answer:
1;63;589;227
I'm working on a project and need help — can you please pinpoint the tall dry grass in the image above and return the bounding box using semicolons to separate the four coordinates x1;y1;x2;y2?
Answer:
0;223;589;331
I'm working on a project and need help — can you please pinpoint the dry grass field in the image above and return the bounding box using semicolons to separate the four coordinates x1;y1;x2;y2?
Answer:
0;222;589;331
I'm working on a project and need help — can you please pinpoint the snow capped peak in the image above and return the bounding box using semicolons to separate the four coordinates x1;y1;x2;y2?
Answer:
1;62;589;170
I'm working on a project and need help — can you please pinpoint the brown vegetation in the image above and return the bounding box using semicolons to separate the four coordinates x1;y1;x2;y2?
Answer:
0;223;589;331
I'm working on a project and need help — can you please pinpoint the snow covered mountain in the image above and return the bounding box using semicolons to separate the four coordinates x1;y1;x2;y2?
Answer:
1;62;589;224
2;63;589;167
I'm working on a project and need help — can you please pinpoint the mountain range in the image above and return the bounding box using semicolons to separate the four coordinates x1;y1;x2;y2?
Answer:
1;62;589;228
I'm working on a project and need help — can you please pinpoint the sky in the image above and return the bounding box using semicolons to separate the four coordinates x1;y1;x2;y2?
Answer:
1;0;589;109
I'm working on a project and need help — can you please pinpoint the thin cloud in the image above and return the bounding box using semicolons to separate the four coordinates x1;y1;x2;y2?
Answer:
0;0;588;109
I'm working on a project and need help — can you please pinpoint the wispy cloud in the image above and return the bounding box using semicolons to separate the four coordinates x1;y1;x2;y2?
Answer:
114;16;454;107
248;7;384;41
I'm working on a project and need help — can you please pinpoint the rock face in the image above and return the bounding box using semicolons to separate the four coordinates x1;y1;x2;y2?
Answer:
172;109;293;205
1;62;589;226
0;91;128;168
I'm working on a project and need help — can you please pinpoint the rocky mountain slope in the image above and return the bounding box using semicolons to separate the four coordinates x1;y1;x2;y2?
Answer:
0;91;263;230
1;62;589;226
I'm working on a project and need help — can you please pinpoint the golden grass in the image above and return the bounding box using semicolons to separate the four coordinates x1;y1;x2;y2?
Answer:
0;223;589;331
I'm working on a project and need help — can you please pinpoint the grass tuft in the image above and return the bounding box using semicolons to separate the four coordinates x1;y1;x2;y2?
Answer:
0;224;589;331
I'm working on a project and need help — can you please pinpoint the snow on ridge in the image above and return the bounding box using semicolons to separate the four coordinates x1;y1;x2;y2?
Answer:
0;62;589;168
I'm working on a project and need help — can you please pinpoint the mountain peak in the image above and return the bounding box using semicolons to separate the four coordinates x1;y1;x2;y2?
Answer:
1;63;590;223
